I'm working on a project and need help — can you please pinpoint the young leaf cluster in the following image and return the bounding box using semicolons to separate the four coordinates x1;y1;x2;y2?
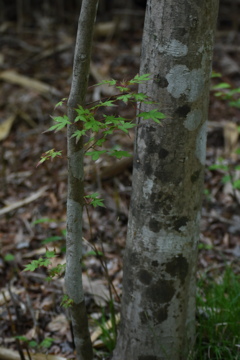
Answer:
23;250;56;272
211;74;240;109
209;157;240;190
44;74;165;162
84;193;105;208
37;149;62;167
15;336;55;351
61;294;74;308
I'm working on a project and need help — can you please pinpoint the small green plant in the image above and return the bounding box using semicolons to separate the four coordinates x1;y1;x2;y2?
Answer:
84;193;105;208
15;335;55;351
36;75;163;274
4;253;15;262
23;249;66;282
211;72;240;109
36;149;62;167
31;217;66;250
195;267;240;359
60;294;74;308
39;74;165;166
209;157;240;205
209;74;240;205
93;308;116;352
23;249;56;272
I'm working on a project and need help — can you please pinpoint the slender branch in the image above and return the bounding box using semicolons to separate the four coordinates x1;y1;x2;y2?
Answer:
65;1;99;360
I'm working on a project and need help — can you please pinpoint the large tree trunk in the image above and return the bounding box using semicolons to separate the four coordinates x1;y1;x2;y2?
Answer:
113;1;219;359
65;1;98;360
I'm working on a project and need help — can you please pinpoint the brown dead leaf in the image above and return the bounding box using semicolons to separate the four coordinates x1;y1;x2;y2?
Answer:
82;273;110;307
0;114;16;141
0;347;67;360
47;314;69;334
91;313;120;343
0;70;61;96
0;186;48;217
0;287;24;306
223;121;239;156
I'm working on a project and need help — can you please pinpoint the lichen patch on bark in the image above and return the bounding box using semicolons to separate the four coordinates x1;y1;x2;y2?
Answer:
166;65;204;101
184;109;202;131
195;121;207;164
158;39;188;57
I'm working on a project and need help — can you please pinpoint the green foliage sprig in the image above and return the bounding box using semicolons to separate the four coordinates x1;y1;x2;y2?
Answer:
36;149;62;167
211;72;240;109
39;74;165;167
15;335;55;351
61;294;74;308
27;74;165;312
23;249;56;272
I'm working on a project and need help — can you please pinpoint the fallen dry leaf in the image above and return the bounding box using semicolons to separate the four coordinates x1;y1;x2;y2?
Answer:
0;114;16;141
47;314;69;334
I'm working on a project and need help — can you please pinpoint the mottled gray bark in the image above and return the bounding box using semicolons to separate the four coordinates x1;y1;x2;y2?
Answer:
65;1;98;360
113;1;219;360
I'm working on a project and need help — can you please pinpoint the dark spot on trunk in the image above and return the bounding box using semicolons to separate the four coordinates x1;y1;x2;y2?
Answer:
158;148;169;159
154;168;173;183
153;305;168;324
191;169;201;183
146;279;175;304
175;105;191;118
177;27;187;36
163;206;171;215
138;269;153;285
148;125;157;133
125;250;140;267
139;310;148;324
138;356;157;360
149;218;162;233
152;260;159;267
153;74;169;88
179;93;188;103
165;255;189;285
124;276;134;293
144;161;153;177
150;192;174;214
174;216;188;231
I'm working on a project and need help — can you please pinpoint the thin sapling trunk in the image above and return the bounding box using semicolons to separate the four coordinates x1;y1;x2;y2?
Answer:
65;1;99;360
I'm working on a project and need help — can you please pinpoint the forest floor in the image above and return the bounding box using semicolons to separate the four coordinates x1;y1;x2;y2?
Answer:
0;7;240;360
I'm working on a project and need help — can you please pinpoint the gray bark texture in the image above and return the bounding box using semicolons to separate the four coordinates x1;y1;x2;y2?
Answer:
113;1;219;359
65;1;98;360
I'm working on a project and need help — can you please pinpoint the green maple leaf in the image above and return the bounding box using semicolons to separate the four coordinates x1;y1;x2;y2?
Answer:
109;150;131;159
71;130;86;142
129;73;152;84
99;100;116;107
23;260;40;272
86;150;107;160
45;250;56;258
116;93;133;103
131;93;148;101
85;193;105;208
54;98;67;109
117;122;136;133
95;79;117;86
137;109;165;123
47;115;71;132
